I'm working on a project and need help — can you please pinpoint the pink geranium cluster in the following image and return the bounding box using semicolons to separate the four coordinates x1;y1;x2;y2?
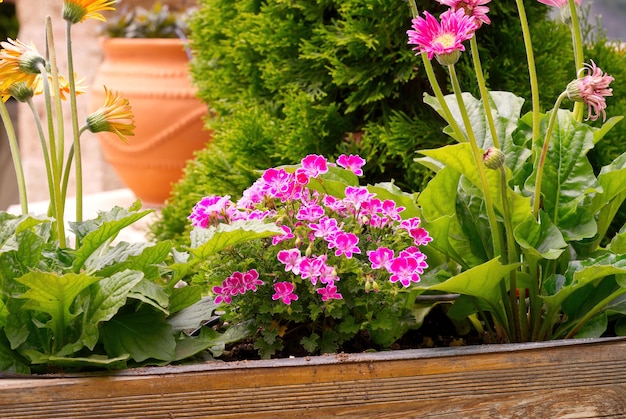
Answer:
190;154;432;306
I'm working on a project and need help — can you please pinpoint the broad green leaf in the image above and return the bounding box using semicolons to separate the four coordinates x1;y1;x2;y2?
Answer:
174;321;251;361
17;271;101;336
367;182;420;219
101;305;176;362
573;312;608;339
307;167;358;198
168;284;202;314
543;254;626;309
70;204;153;272
426;257;520;313
87;240;172;279
525;110;600;240
128;278;170;315
0;332;30;374
514;210;568;260
22;350;129;368
76;270;144;352
610;224;626;254
167;296;219;333
190;219;282;258
592;116;623;145
419;143;532;228
0;213;50;249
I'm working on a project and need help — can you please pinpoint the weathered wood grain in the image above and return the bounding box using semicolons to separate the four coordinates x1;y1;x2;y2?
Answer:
1;337;625;418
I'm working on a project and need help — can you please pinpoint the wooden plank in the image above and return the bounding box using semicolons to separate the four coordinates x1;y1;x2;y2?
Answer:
1;338;626;418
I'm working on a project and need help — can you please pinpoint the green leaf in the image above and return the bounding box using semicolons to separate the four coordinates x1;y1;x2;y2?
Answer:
70;204;154;273
0;332;30;374
76;270;145;352
525;110;600;240
592;116;623;145
572;312;607;339
167;296;219;333
23;350;129;368
514;210;568;260
190;220;282;258
367;182;420;219
101;305;176;362
17;271;101;336
168;285;202;314
427;257;520;313
89;240;172;279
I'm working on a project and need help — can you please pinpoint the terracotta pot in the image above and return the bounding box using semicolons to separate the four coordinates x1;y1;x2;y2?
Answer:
89;38;211;206
1;337;625;417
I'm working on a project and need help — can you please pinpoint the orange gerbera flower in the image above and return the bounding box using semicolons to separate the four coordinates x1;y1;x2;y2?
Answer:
86;86;135;143
63;0;116;24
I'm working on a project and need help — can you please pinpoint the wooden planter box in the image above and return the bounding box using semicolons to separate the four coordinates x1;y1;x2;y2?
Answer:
2;337;626;418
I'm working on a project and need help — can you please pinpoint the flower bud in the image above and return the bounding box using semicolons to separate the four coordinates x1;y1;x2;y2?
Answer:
435;49;462;67
482;147;505;170
8;82;34;102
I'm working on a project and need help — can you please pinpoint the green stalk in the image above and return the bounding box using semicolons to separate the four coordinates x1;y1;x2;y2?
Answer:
26;98;56;215
43;19;66;248
532;92;567;219
563;288;626;339
515;0;541;143
448;64;503;258
65;21;83;223
567;0;584;121
0;101;28;213
470;37;500;149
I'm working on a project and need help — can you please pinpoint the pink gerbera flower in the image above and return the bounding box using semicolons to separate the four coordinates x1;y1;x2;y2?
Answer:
566;60;614;122
437;0;491;27
407;8;477;65
537;0;581;8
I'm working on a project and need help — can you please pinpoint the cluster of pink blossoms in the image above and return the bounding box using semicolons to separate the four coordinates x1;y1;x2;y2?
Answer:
191;154;432;306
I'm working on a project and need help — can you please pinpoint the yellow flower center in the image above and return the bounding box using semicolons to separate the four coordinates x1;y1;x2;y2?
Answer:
433;33;456;48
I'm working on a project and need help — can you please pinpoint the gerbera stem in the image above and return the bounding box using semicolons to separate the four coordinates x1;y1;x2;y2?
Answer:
470;36;500;149
448;64;503;259
0;100;28;214
567;0;585;121
515;0;541;143
65;21;83;223
26;97;56;216
532;91;567;219
43;18;66;248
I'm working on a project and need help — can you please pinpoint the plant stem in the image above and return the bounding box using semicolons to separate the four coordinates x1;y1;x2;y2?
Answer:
515;0;541;143
567;0;584;121
470;37;500;149
532;92;567;219
43;18;66;248
26;98;56;216
448;64;503;259
0;101;28;214
66;21;83;223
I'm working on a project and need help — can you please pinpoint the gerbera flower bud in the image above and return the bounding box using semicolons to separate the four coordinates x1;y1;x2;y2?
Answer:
7;81;34;102
85;86;135;143
482;147;505;170
565;60;614;122
436;0;491;28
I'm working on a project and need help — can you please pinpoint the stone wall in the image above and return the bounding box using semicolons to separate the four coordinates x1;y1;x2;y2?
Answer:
14;0;196;203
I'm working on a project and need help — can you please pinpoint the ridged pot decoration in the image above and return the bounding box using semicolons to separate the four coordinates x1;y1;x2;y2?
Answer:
88;37;211;206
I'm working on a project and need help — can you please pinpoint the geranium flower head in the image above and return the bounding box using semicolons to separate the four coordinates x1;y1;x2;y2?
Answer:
337;154;366;176
566;60;614;122
63;0;117;24
85;86;135;142
407;9;477;65
272;282;299;305
299;154;329;178
316;284;343;302
437;0;491;27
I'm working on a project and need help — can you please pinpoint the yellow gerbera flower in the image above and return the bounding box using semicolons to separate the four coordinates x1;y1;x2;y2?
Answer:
0;39;46;91
31;73;88;100
85;86;135;143
63;0;116;24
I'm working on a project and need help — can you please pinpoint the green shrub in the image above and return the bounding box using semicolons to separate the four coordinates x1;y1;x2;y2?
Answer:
152;0;621;243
